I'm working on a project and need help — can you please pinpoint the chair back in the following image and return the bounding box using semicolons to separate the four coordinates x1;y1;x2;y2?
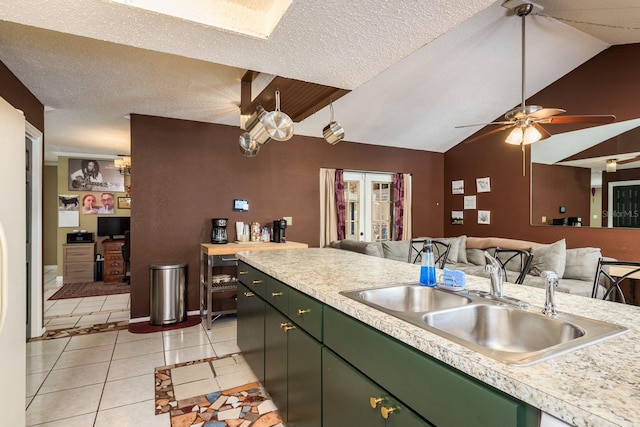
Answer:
592;258;640;303
409;238;451;269
493;248;533;284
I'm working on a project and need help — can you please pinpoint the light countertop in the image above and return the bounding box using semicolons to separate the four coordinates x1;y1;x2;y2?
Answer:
237;247;639;427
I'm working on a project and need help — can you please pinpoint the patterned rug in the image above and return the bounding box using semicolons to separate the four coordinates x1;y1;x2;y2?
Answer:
48;281;130;300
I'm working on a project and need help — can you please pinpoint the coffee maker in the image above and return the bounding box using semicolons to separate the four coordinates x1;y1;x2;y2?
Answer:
211;218;228;244
271;219;287;243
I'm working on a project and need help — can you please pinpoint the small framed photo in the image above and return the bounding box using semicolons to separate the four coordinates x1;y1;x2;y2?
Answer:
451;210;464;225
476;177;491;193
117;197;131;209
464;195;476;210
478;210;491;225
451;180;464;195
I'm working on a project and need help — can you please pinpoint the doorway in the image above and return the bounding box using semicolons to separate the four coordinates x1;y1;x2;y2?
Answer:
343;171;394;241
26;122;43;339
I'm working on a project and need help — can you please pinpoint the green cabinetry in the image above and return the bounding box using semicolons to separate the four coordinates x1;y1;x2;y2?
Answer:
236;282;265;384
323;347;432;426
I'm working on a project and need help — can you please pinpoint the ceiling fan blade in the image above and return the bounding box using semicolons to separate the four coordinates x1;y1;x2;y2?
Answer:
527;108;566;119
532;122;551;140
463;125;512;144
617;156;640;165
539;114;616;125
455;121;513;129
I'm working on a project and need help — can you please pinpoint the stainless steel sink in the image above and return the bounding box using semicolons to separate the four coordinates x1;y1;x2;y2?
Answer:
347;284;472;312
340;284;628;365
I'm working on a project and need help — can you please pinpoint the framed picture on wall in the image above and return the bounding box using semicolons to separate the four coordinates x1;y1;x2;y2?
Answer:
117;197;131;209
68;158;125;192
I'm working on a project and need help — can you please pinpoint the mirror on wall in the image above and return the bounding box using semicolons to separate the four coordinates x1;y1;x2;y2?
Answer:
530;118;640;229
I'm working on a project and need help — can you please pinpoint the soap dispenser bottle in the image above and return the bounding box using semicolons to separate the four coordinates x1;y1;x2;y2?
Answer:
419;239;436;287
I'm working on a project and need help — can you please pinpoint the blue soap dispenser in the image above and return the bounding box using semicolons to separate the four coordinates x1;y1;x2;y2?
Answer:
419;239;436;287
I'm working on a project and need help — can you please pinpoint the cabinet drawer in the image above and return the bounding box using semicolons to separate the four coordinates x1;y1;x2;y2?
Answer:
324;307;538;427
289;287;323;341
105;259;123;268
238;262;268;298
63;244;95;262
105;267;125;275
104;253;123;261
211;254;238;267
266;279;289;313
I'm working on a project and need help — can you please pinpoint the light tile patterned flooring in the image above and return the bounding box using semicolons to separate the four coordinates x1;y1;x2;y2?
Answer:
26;267;244;426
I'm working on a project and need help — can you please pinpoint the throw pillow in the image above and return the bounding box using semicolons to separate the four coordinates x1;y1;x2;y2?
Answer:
563;247;602;281
382;240;411;262
466;248;487;266
340;240;383;257
457;235;468;264
529;239;567;277
433;237;461;265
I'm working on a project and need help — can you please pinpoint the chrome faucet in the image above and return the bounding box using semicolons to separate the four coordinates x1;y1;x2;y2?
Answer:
541;271;559;318
483;251;504;297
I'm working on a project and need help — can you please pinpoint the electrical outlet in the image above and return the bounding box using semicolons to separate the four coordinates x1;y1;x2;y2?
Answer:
541;216;546;223
283;216;293;226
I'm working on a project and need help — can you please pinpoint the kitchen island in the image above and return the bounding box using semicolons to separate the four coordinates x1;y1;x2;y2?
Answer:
237;247;639;427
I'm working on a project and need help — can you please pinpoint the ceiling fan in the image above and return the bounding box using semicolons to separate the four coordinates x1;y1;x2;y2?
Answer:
457;2;616;172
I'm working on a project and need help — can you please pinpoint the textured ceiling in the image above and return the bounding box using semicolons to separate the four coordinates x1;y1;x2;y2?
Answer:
0;0;639;162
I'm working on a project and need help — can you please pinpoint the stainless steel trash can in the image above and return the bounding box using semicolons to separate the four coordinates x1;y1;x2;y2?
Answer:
150;262;187;325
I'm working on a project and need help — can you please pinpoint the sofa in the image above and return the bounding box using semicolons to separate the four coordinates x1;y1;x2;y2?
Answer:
329;236;607;297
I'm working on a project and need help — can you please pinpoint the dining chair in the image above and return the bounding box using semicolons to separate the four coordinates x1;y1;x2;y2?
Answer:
409;238;451;269
493;248;533;285
592;259;640;303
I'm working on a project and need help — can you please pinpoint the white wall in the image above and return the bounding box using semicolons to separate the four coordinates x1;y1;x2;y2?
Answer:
0;96;27;425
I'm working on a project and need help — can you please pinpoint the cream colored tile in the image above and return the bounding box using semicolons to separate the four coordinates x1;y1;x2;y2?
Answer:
29;413;97;426
107;352;165;381
75;314;110;327
211;354;238;369
171;362;214;385
25;383;102;426
116;328;163;344
107;311;129;322
173;378;219;401
25;371;48;398
53;344;113;369
26;353;59;375
94;399;169;427
212;340;241;358
99;374;154;410
112;336;163;360
162;323;205;337
208;325;237;343
214;359;250;376
45;317;79;328
164;344;215;366
163;329;211;351
26;338;70;357
66;330;117;351
216;369;258;392
40;362;109;394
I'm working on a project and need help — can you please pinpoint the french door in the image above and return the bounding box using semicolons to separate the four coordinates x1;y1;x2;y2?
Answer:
343;172;393;242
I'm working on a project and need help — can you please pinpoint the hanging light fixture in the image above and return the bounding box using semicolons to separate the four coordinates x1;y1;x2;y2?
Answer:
606;159;617;173
114;156;131;175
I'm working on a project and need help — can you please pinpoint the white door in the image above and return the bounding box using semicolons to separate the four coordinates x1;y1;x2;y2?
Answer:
343;172;394;241
0;96;27;425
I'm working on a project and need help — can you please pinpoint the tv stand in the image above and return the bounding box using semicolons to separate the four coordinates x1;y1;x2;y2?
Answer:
102;239;125;282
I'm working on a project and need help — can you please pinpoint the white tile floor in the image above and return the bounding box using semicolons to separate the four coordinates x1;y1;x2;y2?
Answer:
42;267;130;331
26;267;243;426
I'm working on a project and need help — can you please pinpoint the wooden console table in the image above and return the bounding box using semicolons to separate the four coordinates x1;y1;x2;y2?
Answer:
199;241;308;329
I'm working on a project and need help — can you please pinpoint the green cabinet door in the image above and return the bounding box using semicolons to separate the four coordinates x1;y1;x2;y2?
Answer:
236;282;265;384
323;348;432;427
287;325;322;427
265;303;289;420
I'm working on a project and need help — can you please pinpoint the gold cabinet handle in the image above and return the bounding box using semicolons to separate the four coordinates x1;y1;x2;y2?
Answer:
280;322;296;333
271;292;284;297
380;406;396;419
243;292;255;297
239;270;248;275
252;279;263;284
297;308;311;316
369;397;383;408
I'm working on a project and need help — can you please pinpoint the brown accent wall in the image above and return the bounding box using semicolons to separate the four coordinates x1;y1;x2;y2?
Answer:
444;44;640;259
130;115;444;318
531;163;591;226
0;61;43;132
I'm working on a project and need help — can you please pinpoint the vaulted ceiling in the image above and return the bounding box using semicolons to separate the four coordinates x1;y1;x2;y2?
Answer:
1;0;639;162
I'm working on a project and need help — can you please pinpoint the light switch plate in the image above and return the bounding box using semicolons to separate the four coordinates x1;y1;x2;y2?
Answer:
283;216;292;226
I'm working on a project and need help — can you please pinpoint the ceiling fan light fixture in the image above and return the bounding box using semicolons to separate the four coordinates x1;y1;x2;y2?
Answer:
523;125;542;144
606;159;617;173
505;127;524;145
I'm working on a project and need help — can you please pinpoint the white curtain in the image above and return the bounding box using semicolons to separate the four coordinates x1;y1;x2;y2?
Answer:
319;168;338;247
402;173;412;240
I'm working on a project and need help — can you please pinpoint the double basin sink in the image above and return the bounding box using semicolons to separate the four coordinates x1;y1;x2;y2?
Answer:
340;284;627;365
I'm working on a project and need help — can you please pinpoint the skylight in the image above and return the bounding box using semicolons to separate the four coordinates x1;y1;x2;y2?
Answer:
110;0;293;39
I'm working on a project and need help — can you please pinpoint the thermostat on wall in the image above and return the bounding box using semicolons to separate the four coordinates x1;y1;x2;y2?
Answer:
233;199;249;212
559;206;566;214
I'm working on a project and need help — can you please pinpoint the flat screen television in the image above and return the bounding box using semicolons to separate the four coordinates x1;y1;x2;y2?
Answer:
97;216;130;239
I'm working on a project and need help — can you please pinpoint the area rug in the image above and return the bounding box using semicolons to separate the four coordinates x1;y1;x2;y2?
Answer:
155;355;284;427
48;281;130;300
129;315;201;334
